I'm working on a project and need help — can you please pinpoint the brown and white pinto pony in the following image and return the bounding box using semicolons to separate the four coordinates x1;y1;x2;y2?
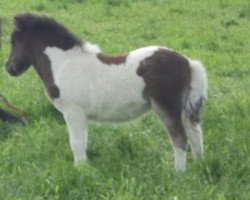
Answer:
6;13;207;171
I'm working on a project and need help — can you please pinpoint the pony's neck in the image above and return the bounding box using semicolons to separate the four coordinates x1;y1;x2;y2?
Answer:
33;53;60;99
33;44;85;99
44;45;84;68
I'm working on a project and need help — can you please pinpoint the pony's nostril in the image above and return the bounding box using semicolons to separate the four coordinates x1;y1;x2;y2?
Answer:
6;64;18;76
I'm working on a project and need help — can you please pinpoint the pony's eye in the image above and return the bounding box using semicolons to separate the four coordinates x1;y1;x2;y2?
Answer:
11;32;18;46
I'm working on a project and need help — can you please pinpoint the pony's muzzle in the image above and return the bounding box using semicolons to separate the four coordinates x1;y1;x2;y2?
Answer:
6;62;19;76
6;65;17;76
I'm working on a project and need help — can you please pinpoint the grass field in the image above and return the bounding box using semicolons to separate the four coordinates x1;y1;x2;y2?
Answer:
0;0;249;199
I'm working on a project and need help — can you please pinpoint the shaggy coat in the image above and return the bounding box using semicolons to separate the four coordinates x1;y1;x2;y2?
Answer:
6;13;207;171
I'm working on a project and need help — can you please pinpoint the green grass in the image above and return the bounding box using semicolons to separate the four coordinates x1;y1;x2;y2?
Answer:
0;0;250;199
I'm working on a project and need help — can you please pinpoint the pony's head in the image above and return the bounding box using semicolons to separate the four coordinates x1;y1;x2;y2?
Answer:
6;13;81;76
6;14;33;76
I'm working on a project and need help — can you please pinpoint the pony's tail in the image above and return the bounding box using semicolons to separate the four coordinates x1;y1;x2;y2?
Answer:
185;59;207;124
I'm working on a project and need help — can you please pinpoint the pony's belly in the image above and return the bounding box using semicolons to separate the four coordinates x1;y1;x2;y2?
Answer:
84;79;150;122
88;100;151;122
55;77;150;122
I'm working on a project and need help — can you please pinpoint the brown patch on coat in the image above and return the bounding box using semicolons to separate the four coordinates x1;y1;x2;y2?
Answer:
97;53;127;65
33;54;60;99
137;49;191;113
137;48;191;150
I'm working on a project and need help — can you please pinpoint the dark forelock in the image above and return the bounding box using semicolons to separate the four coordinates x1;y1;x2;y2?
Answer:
14;13;82;50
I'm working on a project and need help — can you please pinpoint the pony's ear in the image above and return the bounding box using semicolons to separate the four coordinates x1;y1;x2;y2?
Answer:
14;15;25;31
13;13;32;31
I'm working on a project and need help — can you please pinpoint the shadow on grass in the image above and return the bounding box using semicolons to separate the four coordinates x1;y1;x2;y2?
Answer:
0;122;23;140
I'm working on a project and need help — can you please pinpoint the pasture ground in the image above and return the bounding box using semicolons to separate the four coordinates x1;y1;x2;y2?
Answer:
0;0;249;199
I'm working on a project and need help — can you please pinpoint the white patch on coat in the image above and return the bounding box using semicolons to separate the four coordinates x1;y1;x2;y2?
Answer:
44;43;161;122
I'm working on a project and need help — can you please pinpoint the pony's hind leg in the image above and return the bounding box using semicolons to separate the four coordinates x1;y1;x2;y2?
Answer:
152;101;188;172
182;115;204;160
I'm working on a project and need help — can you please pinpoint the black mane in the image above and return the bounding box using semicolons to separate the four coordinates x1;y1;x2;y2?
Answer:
14;13;82;50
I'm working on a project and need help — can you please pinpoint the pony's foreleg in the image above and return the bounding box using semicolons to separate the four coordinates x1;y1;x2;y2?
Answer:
62;106;88;165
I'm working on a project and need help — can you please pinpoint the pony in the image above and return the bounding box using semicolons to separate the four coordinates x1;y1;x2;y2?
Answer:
6;13;207;171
